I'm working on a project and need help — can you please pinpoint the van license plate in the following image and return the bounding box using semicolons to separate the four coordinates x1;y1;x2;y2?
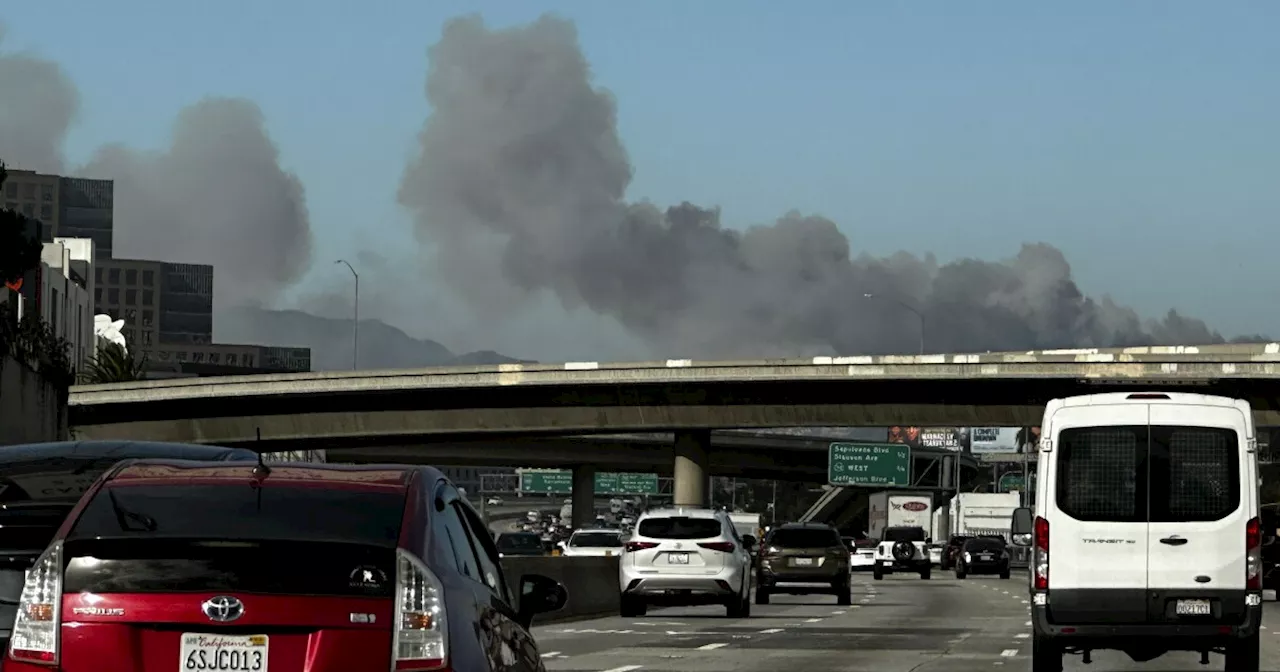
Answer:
180;633;269;671
1176;599;1211;616
668;553;689;564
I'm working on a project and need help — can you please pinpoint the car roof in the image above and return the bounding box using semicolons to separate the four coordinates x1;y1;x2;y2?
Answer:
640;507;722;520
105;459;428;492
775;522;836;530
573;528;623;534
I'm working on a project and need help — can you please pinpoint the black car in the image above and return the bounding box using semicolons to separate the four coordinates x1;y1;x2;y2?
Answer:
940;534;971;570
496;532;546;557
954;535;1011;579
0;440;258;652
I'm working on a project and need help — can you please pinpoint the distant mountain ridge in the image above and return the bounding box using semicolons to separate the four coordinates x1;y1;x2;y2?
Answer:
217;306;531;372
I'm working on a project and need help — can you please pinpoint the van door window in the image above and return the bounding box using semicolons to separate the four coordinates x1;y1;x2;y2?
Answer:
1056;426;1146;522
1149;427;1240;523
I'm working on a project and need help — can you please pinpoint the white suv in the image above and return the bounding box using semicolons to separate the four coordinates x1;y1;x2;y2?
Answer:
1013;392;1263;672
873;526;931;580
618;508;752;617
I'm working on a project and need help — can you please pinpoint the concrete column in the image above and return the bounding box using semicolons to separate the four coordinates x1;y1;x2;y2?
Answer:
571;465;596;529
673;430;711;507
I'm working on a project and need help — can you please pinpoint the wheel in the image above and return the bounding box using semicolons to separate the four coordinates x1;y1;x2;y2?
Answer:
920;566;931;580
726;592;750;617
837;589;852;605
873;568;884;581
999;566;1011;580
1224;632;1260;672
755;585;770;604
955;566;967;579
619;595;647;617
1031;634;1062;672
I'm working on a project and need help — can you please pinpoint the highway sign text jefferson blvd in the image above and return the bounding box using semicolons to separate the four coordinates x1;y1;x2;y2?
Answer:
827;443;911;487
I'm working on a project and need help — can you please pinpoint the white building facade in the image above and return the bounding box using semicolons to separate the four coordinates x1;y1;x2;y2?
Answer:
31;238;97;373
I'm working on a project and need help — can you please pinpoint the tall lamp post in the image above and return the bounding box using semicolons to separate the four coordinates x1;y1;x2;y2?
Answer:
335;260;359;370
862;293;925;355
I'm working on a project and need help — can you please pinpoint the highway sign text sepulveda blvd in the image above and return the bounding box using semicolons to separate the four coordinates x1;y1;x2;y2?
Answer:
519;470;660;495
827;443;911;487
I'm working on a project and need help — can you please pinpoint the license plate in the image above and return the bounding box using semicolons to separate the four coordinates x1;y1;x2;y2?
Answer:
882;560;893;566
1176;599;1211;616
668;553;689;564
793;557;815;566
180;634;268;671
979;554;993;560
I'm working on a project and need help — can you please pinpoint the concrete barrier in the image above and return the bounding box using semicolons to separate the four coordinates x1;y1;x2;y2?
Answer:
502;556;619;623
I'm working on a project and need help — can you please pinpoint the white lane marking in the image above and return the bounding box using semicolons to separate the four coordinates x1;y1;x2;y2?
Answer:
830;610;845;614
696;643;728;651
1020;600;1029;604
1001;649;1020;657
1000;591;1010;595
601;666;644;672
1014;633;1030;639
540;651;561;658
758;628;785;634
635;621;687;626
805;618;823;623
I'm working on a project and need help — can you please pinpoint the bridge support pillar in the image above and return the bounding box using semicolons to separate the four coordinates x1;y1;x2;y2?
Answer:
571;465;596;529
673;430;710;507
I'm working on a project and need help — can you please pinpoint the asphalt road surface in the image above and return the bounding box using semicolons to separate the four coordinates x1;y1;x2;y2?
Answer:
531;571;1280;672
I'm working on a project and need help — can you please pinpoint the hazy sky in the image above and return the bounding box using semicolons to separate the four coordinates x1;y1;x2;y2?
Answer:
3;1;1278;358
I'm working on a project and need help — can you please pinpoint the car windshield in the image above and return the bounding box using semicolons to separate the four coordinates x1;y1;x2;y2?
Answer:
637;516;722;540
497;534;543;550
963;537;1007;552
570;532;622;547
883;527;926;543
769;528;839;548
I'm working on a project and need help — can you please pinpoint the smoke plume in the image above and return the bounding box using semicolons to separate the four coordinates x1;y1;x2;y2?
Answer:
80;98;314;309
398;14;1251;357
0;25;78;174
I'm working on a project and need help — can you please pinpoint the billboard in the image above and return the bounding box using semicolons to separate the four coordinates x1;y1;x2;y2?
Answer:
887;426;969;453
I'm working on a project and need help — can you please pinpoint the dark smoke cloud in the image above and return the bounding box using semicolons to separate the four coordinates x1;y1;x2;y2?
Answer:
80;98;314;309
398;14;1253;358
0;24;78;174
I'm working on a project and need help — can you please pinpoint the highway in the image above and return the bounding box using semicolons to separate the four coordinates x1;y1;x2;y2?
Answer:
530;571;1280;672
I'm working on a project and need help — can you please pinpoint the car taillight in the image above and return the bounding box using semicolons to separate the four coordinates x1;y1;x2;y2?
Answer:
625;541;658;553
1246;516;1262;590
393;548;448;671
1033;516;1049;591
8;541;62;666
697;542;735;553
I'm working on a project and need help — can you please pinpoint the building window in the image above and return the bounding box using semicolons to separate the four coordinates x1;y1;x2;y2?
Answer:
226;354;238;366
41;185;53;201
142;310;153;327
142;290;154;306
124;308;137;324
125;269;137;285
21;183;34;198
176;351;189;362
142;270;154;286
22;203;33;216
123;328;135;342
125;289;136;304
244;355;254;367
108;268;120;284
107;288;119;304
40;204;52;219
94;288;102;304
95;268;102;283
4;183;14;197
193;352;206;363
143;331;153;345
209;352;221;364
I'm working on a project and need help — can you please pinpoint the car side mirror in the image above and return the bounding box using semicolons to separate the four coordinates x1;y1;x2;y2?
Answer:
1010;507;1034;544
742;535;756;551
517;574;567;629
926;537;932;545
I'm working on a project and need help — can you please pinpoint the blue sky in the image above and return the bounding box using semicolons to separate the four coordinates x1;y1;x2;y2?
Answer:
3;1;1278;354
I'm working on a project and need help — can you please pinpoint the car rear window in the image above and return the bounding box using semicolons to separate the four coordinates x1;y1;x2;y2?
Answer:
61;484;405;597
769;528;840;548
570;532;622;547
637;516;722;540
963;537;1006;552
497;534;544;551
882;527;925;543
1056;425;1240;523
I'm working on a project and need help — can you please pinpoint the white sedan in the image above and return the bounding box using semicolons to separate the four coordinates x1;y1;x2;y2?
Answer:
561;529;625;557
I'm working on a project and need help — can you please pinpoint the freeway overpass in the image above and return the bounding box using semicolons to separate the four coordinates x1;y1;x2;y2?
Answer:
65;343;1280;514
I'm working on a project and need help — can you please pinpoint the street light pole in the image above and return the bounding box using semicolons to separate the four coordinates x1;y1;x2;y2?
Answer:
335;260;359;370
862;293;925;355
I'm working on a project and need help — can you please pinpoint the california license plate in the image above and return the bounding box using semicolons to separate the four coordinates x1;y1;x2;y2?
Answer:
1176;599;1211;616
979;554;993;560
180;634;268;671
793;557;815;566
668;552;689;564
882;560;893;566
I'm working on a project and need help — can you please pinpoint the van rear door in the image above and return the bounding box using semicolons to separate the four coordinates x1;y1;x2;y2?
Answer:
1044;402;1150;623
1145;403;1251;613
57;482;405;671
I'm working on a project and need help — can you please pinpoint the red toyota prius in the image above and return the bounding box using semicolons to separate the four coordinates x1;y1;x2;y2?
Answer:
4;459;566;671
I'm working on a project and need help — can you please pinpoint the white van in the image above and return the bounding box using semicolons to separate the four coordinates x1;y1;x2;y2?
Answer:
1014;392;1263;671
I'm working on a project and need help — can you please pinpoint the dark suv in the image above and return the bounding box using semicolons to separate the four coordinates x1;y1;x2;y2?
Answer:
4;459;566;671
755;523;851;605
954;536;1011;579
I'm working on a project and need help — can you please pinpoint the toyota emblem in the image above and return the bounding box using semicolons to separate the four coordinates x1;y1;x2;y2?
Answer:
201;596;245;623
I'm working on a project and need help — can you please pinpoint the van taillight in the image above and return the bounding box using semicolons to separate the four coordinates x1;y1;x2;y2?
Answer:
1033;516;1049;591
8;541;62;666
1246;516;1262;590
393;548;449;671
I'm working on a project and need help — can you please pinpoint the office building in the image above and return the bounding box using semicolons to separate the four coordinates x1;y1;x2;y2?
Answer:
3;169;114;257
5;238;97;372
94;258;213;349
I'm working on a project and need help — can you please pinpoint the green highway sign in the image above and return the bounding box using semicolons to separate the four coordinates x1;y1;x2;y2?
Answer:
997;473;1024;492
519;470;659;495
827;443;910;487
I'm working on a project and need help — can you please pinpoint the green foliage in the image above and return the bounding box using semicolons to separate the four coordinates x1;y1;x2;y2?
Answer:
0;301;76;389
0;163;43;283
80;341;147;384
